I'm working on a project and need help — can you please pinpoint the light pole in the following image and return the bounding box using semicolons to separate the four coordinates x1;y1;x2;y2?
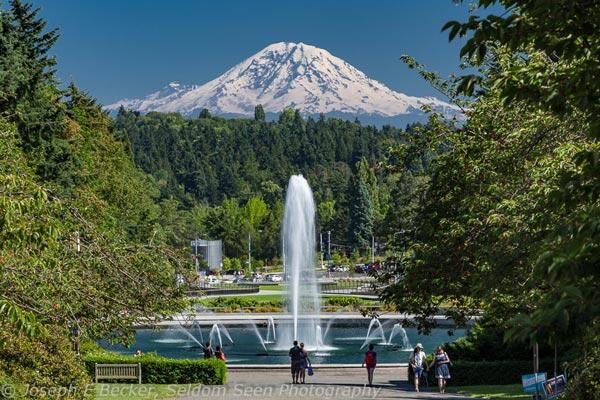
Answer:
248;232;252;271
320;232;324;269
327;230;331;264
371;235;375;264
248;230;262;271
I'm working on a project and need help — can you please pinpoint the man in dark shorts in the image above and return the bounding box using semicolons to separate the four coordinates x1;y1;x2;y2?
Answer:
289;340;303;384
203;342;213;359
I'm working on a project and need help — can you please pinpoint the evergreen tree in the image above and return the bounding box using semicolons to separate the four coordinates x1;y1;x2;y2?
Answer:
254;104;266;121
0;0;79;188
198;108;211;119
348;177;373;250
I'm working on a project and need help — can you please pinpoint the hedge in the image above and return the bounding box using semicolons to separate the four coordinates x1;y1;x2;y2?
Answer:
409;358;557;386
83;353;227;384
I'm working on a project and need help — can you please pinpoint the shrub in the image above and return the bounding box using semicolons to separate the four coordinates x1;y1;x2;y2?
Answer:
564;331;600;400
410;358;557;386
199;296;284;312
324;296;365;307
0;323;90;399
444;324;554;362
82;352;226;384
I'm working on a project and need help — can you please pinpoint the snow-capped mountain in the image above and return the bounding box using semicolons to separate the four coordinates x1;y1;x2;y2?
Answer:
105;42;460;122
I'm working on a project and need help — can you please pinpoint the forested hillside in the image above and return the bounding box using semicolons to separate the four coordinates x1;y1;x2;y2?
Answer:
115;108;426;260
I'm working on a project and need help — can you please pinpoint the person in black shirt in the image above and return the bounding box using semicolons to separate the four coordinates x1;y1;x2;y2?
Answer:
203;342;213;359
289;340;303;384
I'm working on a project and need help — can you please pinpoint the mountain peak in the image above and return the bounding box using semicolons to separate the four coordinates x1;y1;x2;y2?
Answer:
106;42;461;122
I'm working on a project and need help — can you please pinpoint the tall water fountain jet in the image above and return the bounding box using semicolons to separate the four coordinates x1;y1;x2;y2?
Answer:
278;175;322;349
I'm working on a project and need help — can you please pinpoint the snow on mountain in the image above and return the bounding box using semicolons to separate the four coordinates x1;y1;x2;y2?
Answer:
105;42;460;120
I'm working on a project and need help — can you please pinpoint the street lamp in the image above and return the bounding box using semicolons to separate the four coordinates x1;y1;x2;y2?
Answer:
70;324;81;355
248;229;262;271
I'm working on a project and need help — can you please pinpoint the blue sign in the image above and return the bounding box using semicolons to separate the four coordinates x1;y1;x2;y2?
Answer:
522;373;547;393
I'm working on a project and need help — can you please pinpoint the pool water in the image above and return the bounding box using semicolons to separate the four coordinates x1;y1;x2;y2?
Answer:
101;321;466;364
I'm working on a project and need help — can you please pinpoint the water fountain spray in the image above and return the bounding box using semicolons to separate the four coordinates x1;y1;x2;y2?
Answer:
277;175;323;349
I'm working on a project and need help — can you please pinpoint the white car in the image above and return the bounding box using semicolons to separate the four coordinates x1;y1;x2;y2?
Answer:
205;276;221;285
267;274;283;282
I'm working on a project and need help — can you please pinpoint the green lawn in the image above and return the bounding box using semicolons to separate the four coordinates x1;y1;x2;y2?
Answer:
448;384;529;399
95;384;184;400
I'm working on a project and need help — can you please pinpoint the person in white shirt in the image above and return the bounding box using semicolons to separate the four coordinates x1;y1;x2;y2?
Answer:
409;343;427;392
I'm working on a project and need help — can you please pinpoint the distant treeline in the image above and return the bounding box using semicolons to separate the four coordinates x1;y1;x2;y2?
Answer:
115;107;428;259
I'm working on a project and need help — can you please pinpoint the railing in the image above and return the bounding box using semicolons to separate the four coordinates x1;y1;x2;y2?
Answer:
197;304;391;313
320;279;378;295
189;282;259;296
95;363;142;384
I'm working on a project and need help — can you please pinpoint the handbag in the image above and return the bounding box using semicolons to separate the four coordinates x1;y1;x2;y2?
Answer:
307;365;314;376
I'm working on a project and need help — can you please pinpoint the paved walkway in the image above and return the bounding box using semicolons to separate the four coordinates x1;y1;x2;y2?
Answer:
175;367;472;400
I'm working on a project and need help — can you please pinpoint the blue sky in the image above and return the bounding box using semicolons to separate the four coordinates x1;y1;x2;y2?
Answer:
32;0;498;105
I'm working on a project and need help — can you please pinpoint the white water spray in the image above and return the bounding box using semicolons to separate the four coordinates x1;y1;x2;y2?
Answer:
209;324;223;348
250;323;268;352
277;175;322;349
361;318;386;349
387;323;412;349
266;316;277;343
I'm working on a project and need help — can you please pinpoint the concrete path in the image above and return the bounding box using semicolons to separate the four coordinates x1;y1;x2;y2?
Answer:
174;367;472;400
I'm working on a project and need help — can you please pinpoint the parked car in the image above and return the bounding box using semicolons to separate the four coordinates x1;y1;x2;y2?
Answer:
205;276;221;285
354;264;368;273
267;274;283;282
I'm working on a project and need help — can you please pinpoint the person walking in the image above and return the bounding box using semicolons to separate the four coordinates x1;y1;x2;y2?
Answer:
361;343;377;386
429;346;451;394
299;342;311;384
409;343;427;392
289;340;303;384
202;342;213;359
215;345;226;361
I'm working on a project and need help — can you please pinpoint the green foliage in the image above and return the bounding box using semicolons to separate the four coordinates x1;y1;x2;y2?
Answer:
1;4;191;393
0;1;79;188
431;0;600;346
83;352;227;384
0;323;90;399
385;3;598;396
444;324;552;362
323;296;368;309
564;343;600;399
254;104;265;122
198;296;283;312
414;358;555;387
449;359;556;386
445;0;600;139
383;55;595;337
198;108;211;119
348;178;373;250
0;300;42;341
115;108;408;256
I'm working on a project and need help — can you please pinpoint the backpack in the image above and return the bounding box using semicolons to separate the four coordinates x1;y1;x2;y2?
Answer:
365;351;376;365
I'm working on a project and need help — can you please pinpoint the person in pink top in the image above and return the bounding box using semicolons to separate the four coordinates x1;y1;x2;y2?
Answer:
361;343;377;386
